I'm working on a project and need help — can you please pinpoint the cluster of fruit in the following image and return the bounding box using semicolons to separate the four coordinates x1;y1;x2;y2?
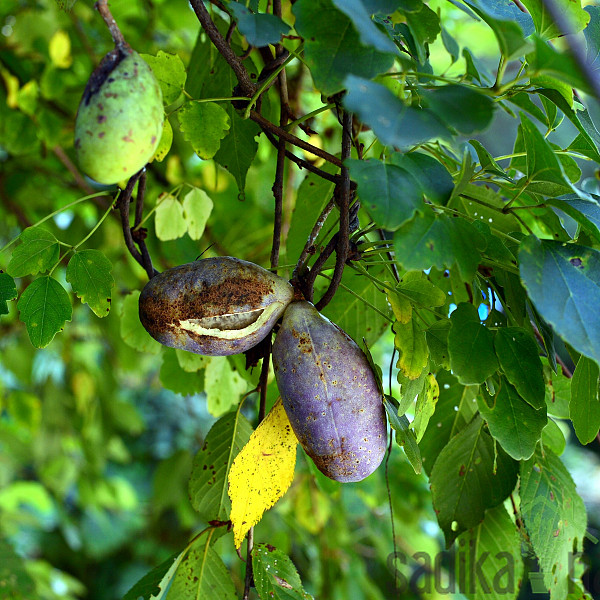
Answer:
73;44;386;483
139;258;387;483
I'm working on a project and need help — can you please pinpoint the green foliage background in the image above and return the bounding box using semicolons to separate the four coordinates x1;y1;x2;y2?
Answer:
1;0;600;599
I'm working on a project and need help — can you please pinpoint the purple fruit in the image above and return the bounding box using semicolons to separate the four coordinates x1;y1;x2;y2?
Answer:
272;301;387;482
139;257;294;356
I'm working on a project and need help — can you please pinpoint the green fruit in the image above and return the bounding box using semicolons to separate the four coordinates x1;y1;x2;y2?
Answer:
74;46;163;185
139;257;294;356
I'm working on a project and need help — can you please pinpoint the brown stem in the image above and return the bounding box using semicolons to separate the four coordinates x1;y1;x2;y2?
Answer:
302;234;338;302
95;0;126;47
261;127;341;183
189;0;256;96
315;109;353;311
250;110;343;168
242;527;254;600
134;170;146;228
116;171;157;279
293;199;335;280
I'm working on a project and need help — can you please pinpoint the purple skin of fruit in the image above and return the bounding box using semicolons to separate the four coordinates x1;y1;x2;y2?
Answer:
139;257;293;356
273;301;387;482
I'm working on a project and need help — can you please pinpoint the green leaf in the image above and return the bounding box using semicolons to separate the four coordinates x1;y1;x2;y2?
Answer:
253;544;313;600
393;206;486;282
66;249;114;318
389;151;454;205
422;85;495;135
228;3;290;47
546;194;600;243
123;551;180;600
159;349;204;396
463;0;533;60
520;0;589;40
430;415;518;546
346;158;423;230
0;272;17;316
538;89;600;158
168;534;237;600
332;0;397;53
154;118;173;162
141;51;186;105
448;303;498;385
384;396;422;474
119;291;162;355
204;356;248;416
519;112;573;193
199;51;261;193
7;227;60;278
478;378;547;460
585;6;600;71
542;418;566;455
176;349;209;372
527;35;592;96
0;539;38;600
519;236;600;366
393;318;428;380
177;101;230;160
426;320;451;370
570;355;600;445
397;271;446;307
412;373;439;442
455;504;524;600
344;76;448;148
214;108;260;193
17;276;71;348
189;410;253;521
182;187;213;241
396;364;428;414
469;139;513;182
520;447;587;600
321;265;392;347
494;327;545;410
155;194;187;241
293;0;394;95
419;371;478;475
545;362;572;419
401;3;441;64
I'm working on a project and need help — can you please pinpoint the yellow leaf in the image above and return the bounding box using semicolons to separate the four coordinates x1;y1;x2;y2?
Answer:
49;30;72;69
228;399;297;548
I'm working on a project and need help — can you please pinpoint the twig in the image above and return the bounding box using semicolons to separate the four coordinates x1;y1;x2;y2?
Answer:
95;0;126;47
261;128;341;183
293;199;335;280
538;0;600;101
189;0;256;97
270;39;288;270
250;110;343;168
315;109;353;311
302;234;338;302
134;170;146;228
242;527;254;600
116;171;157;279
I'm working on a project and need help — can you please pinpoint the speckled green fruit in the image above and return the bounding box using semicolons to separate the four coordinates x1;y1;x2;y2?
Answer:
74;46;163;185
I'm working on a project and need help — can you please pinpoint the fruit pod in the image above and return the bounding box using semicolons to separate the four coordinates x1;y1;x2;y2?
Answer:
74;45;164;185
272;301;387;482
139;257;294;356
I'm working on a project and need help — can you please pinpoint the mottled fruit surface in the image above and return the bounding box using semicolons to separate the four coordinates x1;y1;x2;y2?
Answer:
273;301;387;482
139;257;294;356
74;46;163;185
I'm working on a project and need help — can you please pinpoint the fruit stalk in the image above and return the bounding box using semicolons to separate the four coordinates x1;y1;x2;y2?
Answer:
95;0;126;47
